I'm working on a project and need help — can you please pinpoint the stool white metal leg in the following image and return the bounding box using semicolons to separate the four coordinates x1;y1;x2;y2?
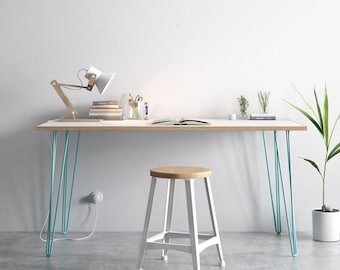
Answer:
185;179;201;270
161;179;175;261
137;177;157;270
204;177;226;267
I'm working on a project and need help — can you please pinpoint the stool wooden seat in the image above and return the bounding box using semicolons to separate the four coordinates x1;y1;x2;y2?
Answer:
150;166;211;179
137;166;225;270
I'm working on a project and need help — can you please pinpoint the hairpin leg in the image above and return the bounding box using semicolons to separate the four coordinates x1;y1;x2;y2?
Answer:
262;130;297;257
45;131;81;257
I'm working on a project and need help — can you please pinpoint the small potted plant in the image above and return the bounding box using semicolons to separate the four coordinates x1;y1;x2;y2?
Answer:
258;90;270;113
249;91;276;120
286;86;340;241
238;95;249;120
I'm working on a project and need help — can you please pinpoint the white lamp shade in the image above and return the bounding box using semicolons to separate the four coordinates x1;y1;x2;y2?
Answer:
85;66;115;95
96;72;115;94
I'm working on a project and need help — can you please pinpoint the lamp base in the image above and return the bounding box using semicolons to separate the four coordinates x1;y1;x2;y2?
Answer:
59;118;103;122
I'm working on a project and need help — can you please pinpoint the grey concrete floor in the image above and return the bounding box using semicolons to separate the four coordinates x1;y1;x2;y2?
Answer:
1;232;340;270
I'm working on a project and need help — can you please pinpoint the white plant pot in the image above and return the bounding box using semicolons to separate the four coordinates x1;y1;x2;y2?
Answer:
312;209;340;242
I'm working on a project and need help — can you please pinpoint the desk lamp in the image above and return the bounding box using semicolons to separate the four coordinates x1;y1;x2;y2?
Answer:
51;66;115;121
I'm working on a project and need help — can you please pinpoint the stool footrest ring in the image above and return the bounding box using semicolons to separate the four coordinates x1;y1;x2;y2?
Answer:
146;231;220;253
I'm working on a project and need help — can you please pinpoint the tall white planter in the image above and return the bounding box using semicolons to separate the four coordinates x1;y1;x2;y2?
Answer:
312;209;340;242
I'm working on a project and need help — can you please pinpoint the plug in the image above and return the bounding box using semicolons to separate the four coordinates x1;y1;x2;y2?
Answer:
89;191;104;204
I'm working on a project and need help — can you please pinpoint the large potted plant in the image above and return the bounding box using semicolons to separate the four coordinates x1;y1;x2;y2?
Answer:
286;86;340;241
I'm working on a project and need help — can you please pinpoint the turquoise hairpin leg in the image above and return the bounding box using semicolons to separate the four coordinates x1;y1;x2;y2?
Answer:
285;130;297;256
46;131;58;257
64;131;81;233
46;131;81;257
274;131;282;234
262;130;297;257
262;131;280;233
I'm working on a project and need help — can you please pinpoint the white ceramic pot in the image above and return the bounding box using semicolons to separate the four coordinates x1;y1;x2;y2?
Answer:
312;209;340;242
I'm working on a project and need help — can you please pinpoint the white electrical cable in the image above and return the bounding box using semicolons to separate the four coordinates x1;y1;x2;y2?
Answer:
39;203;98;243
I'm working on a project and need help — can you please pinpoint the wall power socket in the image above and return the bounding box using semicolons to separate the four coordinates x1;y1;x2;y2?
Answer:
89;191;104;204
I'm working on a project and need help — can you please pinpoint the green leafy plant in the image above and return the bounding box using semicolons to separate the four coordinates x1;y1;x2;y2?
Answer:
285;86;340;211
258;91;270;113
238;95;249;119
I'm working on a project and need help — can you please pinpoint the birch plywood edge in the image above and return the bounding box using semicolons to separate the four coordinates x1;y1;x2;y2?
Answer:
36;119;307;132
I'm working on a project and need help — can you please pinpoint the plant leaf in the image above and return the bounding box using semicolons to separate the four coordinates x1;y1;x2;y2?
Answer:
313;88;325;138
322;87;329;147
292;84;318;118
284;100;323;134
327;142;340;161
314;89;323;122
302;158;322;176
328;114;340;150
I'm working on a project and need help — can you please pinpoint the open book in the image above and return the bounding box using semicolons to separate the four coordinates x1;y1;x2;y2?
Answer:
152;118;210;125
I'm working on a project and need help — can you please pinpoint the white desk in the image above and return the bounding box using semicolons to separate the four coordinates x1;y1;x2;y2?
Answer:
37;119;307;257
37;119;306;131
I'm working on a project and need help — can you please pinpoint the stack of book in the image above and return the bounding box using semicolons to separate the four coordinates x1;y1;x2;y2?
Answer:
89;100;124;120
250;113;276;120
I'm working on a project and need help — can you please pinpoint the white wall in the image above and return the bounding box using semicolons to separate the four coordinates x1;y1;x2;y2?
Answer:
1;0;340;232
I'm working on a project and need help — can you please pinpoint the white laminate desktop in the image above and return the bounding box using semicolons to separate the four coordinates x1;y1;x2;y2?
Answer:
37;118;306;131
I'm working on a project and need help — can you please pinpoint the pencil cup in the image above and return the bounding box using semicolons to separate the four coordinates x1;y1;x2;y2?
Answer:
128;99;142;119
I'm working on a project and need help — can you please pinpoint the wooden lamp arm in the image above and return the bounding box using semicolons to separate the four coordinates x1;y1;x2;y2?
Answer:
51;80;78;120
51;74;97;120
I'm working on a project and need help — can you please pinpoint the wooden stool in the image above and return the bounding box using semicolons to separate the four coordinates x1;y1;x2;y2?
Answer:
137;166;225;270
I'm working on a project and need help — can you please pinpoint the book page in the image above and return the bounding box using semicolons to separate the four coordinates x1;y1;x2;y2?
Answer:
152;118;210;125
